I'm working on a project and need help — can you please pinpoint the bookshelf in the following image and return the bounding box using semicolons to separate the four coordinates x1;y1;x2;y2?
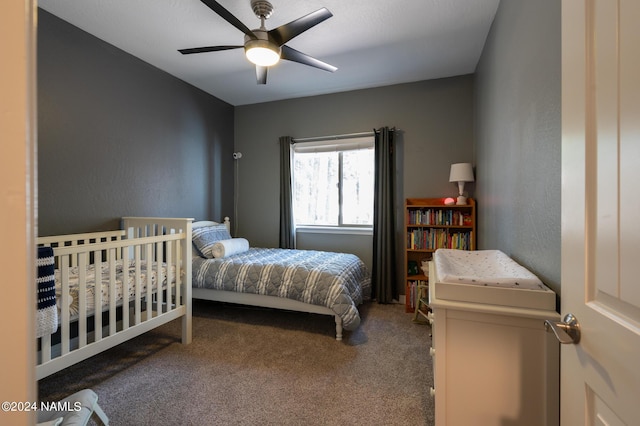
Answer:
404;197;476;313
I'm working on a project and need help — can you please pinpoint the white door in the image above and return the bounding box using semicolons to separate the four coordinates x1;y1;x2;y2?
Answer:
561;0;640;424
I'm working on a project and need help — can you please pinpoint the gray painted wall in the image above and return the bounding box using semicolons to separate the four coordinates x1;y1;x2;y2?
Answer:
235;77;475;290
37;2;560;302
37;10;235;236
474;0;561;296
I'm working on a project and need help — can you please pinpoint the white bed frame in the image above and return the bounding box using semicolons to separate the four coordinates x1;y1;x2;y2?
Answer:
192;288;344;340
192;218;345;340
36;217;193;380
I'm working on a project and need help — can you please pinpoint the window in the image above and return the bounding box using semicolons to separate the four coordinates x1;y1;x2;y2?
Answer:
292;136;374;228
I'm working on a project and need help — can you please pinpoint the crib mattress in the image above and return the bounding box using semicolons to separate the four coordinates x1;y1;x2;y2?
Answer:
432;249;556;310
55;260;176;319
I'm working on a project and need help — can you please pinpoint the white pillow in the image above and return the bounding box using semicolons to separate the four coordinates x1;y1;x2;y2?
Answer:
211;238;250;258
192;220;220;229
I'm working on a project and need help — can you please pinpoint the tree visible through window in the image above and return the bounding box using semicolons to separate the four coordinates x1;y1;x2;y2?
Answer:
292;137;374;227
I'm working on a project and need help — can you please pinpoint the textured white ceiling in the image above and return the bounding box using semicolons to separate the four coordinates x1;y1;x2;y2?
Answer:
38;0;499;106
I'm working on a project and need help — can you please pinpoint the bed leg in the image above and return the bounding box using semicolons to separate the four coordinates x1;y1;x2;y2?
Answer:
334;316;343;341
182;310;192;345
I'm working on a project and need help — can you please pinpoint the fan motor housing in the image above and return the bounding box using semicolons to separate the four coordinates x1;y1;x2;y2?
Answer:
251;0;273;19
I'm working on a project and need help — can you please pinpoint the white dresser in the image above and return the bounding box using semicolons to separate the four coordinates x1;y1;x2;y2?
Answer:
428;260;560;426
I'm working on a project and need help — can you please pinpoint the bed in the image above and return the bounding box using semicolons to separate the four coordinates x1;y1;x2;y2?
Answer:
36;217;193;380
190;220;371;340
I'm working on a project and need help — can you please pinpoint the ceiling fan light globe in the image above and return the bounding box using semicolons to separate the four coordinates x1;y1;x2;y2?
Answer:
246;47;280;66
245;40;281;67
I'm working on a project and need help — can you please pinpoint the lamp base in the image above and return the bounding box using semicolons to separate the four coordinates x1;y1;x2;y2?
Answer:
456;195;467;205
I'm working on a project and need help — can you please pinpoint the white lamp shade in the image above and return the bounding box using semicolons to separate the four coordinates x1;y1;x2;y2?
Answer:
449;163;475;183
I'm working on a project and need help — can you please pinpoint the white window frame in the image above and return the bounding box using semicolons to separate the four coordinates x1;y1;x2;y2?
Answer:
292;135;375;234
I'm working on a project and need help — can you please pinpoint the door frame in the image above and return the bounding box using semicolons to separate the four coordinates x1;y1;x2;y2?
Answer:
0;1;38;425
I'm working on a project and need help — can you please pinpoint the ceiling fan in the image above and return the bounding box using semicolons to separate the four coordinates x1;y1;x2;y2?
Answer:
179;0;338;84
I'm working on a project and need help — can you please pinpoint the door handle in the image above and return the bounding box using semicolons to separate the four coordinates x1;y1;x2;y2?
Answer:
544;313;581;344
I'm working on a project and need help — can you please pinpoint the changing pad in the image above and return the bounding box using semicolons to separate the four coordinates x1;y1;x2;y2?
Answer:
434;249;546;290
431;249;556;310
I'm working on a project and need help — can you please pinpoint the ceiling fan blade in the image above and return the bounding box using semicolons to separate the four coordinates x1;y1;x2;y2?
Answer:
178;45;243;55
200;0;257;40
281;45;337;73
268;8;333;46
256;66;268;85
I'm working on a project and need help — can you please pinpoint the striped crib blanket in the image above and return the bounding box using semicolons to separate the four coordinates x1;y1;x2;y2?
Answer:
36;246;58;338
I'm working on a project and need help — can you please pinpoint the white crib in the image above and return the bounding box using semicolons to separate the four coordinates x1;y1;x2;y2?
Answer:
36;217;193;380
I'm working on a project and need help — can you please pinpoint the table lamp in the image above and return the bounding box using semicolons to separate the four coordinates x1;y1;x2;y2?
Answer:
449;163;474;205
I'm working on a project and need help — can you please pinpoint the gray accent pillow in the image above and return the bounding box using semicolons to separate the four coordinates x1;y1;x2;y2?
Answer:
192;224;232;258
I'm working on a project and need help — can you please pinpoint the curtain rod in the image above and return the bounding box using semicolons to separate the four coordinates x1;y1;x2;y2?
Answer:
292;131;374;144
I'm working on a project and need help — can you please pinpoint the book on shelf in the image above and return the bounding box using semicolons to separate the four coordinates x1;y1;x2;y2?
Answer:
407;209;472;227
406;229;472;250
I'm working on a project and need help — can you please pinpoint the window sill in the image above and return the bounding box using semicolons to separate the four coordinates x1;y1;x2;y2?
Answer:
295;226;373;236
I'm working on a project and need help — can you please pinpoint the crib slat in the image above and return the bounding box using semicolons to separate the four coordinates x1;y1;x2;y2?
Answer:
94;249;102;342
122;252;129;330
41;332;52;363
134;245;141;325
109;248;117;337
175;239;181;305
166;240;173;311
145;243;153;318
155;241;163;314
70;241;78;268
60;256;70;356
137;226;147;319
78;252;87;348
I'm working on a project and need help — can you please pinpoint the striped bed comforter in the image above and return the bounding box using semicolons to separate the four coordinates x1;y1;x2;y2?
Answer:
192;248;371;330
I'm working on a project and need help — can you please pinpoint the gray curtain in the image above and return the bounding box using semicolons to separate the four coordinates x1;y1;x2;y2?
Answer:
372;127;397;303
279;136;295;249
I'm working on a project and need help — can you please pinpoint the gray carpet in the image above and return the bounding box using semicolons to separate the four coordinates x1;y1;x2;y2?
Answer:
39;300;434;425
